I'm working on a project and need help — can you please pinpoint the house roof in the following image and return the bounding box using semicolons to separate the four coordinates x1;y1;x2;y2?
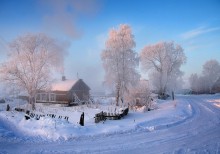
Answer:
51;79;78;91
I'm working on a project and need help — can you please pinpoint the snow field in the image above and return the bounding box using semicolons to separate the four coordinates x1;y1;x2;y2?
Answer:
0;97;193;141
0;95;220;153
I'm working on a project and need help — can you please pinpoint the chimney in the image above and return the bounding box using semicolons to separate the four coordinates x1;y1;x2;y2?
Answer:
62;75;66;81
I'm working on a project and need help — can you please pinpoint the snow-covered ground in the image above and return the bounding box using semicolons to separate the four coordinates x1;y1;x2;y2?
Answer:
0;94;220;153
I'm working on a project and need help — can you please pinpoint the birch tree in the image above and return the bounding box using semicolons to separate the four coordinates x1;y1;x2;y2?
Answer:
101;24;140;106
0;33;66;110
140;41;186;98
202;59;220;93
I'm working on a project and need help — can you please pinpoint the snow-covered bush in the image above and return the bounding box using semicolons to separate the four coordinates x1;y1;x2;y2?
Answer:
125;80;154;110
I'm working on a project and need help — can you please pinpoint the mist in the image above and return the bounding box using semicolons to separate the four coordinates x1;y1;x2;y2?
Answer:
39;0;100;40
38;0;104;93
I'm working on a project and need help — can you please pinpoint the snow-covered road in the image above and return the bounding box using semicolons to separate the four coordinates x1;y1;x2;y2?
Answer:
1;95;220;153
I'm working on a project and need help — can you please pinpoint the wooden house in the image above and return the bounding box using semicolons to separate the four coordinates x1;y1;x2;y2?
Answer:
36;76;91;105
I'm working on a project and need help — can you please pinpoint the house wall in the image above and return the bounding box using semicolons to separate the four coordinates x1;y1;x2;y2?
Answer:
36;79;90;104
53;80;90;103
70;79;90;101
54;91;69;102
36;92;69;104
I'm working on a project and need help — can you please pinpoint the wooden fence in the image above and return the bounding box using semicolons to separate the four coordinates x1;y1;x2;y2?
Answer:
94;108;129;123
14;107;69;121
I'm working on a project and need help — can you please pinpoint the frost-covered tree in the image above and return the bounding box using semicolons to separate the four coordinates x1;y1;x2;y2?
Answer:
0;33;66;110
101;24;140;106
197;76;209;93
189;73;199;94
168;73;184;93
140;41;186;98
202;59;220;93
149;69;184;95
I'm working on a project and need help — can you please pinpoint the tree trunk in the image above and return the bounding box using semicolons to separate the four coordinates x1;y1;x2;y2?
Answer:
32;102;35;110
29;96;36;110
116;83;120;106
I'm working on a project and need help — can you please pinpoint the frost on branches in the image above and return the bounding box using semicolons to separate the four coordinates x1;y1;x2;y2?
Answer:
140;41;186;98
202;59;220;94
101;24;140;106
189;59;220;94
125;80;153;110
0;33;66;110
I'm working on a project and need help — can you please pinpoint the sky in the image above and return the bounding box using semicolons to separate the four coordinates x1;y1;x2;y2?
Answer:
0;0;220;92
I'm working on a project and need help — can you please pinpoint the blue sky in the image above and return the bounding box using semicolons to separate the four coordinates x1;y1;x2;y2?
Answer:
0;0;220;91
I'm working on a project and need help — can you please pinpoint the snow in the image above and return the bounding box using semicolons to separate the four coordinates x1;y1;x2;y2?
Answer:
207;98;220;108
51;79;77;91
0;98;191;141
0;94;220;153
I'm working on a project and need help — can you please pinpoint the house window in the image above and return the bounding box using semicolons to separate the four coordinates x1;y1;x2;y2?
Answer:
50;93;56;101
41;93;48;101
36;94;41;100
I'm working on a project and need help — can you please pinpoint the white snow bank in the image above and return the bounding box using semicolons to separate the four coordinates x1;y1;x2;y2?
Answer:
137;100;193;131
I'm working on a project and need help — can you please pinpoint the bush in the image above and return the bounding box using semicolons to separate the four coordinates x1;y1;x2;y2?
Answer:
0;99;5;103
125;80;153;110
158;93;169;100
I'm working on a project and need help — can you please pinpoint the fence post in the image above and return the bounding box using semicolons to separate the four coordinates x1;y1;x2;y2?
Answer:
79;112;84;126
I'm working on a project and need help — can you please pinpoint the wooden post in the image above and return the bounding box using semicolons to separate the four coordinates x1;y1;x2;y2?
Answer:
6;104;10;111
79;112;84;126
172;91;174;100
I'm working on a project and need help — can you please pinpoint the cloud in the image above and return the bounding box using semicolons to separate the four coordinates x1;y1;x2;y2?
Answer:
180;26;220;40
39;0;100;40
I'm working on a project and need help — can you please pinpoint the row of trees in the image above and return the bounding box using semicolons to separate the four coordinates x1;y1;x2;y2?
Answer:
0;24;188;109
189;60;220;94
101;24;186;106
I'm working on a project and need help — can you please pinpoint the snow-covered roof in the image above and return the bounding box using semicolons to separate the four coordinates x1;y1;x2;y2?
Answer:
51;79;78;91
